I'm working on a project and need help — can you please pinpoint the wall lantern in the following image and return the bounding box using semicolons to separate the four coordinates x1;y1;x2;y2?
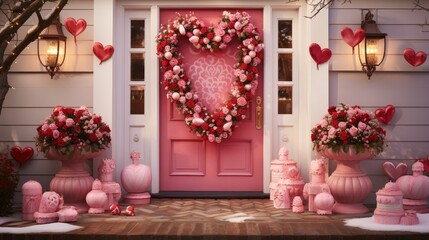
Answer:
358;10;387;79
37;18;67;79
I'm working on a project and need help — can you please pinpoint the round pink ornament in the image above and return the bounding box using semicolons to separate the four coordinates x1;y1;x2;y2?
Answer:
121;151;152;204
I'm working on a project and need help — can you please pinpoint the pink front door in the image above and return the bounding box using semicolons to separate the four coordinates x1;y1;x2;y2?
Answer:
159;9;263;192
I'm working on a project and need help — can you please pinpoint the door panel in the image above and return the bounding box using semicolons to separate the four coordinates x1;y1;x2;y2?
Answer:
159;8;263;192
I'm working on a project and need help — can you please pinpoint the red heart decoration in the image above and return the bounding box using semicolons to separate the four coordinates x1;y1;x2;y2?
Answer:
375;104;395;125
64;17;87;44
10;146;34;166
340;27;365;54
403;48;427;67
417;157;429;173
382;162;408;181
93;42;114;65
309;43;332;70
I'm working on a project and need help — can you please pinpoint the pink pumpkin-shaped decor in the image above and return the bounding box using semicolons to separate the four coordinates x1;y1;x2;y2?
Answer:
121;150;152;204
396;161;429;213
22;180;42;221
86;179;108;214
314;190;335;215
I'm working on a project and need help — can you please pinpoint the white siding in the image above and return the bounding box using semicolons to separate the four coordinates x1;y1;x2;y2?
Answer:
0;0;94;204
329;0;429;204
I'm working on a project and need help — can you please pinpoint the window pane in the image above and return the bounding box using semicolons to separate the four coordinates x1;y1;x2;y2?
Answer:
131;53;144;81
278;54;292;81
131;86;144;114
131;20;145;48
278;20;292;48
278;86;292;114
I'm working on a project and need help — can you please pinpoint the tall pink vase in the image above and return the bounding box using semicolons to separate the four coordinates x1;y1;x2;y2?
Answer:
46;148;103;213
319;147;375;214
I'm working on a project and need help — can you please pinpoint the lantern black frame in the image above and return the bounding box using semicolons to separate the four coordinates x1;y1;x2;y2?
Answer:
37;19;67;79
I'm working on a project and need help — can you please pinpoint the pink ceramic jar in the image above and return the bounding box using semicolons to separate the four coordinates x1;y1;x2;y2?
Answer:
22;180;42;221
86;179;108;214
396;161;429;212
121;151;152;204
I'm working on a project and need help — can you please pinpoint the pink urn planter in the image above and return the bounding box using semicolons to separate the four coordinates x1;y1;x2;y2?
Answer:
46;148;103;213
121;151;152;204
22;180;42;221
319;147;375;214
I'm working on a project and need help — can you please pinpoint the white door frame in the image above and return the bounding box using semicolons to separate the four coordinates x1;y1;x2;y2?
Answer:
93;0;329;193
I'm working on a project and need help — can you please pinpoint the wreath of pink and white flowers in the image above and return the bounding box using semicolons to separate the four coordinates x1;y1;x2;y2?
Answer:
156;11;264;143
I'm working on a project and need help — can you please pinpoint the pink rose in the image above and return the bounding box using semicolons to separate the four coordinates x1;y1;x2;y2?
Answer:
179;96;186;104
169;58;178;66
57;114;66;122
349;126;358;137
239;74;247;82
185;92;193;99
222;34;232;43
231;110;238;116
237;97;247;106
194;105;202;113
214;27;225;37
49;123;58;130
338;122;347;130
65;118;74;127
320;119;328;128
244;24;254;33
242;38;252;47
208;134;215;142
328;127;337;138
358;122;367;130
225;115;232;121
178;80;186;88
41;123;49;131
52;130;60;139
164;70;173;80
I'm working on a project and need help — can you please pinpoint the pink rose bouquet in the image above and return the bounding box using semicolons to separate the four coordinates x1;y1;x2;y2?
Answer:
311;103;386;154
35;106;111;157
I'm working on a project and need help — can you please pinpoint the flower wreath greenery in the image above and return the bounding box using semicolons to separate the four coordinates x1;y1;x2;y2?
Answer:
156;11;264;143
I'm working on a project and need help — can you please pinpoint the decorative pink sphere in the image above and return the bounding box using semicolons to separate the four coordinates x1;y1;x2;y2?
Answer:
314;191;335;215
121;151;152;193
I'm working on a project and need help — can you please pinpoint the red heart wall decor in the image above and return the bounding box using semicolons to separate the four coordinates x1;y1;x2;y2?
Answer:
375;104;395;125
309;43;332;70
403;48;427;67
340;27;365;54
382;162;408;182
10;146;34;166
64;17;87;44
93;42;114;65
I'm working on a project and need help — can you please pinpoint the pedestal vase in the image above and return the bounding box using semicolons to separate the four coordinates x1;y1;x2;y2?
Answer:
46;148;103;213
319;147;375;214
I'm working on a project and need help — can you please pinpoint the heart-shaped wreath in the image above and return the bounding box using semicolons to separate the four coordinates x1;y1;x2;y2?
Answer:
156;11;264;143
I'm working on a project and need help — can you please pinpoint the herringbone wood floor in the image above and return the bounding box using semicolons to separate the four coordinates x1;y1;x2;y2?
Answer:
1;198;428;240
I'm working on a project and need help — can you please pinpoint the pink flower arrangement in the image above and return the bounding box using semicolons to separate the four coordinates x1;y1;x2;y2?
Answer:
35;106;111;157
311;103;386;154
156;11;263;143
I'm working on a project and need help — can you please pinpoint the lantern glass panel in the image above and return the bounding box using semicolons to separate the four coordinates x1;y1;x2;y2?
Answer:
38;38;66;67
359;37;385;66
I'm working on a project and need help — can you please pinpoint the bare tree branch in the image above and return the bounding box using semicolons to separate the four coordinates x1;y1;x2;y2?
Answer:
413;0;429;11
304;0;351;19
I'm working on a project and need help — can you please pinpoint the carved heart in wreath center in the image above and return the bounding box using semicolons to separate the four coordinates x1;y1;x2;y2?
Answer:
156;11;263;143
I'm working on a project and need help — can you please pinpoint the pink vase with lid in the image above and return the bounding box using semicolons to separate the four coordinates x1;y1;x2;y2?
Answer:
86;179;108;214
121;150;152;204
22;180;42;221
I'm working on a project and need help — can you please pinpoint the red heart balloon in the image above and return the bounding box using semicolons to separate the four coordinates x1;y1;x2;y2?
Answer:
93;42;114;65
340;27;365;53
375;104;395;125
403;48;427;67
10;146;34;166
64;17;87;44
309;43;332;70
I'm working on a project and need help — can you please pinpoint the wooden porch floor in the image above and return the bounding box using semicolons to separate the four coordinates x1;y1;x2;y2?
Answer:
1;198;428;240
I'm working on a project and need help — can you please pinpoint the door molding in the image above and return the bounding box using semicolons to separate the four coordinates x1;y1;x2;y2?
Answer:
94;0;329;194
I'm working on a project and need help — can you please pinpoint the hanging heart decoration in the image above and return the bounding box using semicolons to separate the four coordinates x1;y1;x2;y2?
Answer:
382;162;408;181
10;146;34;167
403;48;427;67
375;104;395;125
156;11;263;143
64;17;87;44
340;27;365;54
93;42;114;65
309;43;331;70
